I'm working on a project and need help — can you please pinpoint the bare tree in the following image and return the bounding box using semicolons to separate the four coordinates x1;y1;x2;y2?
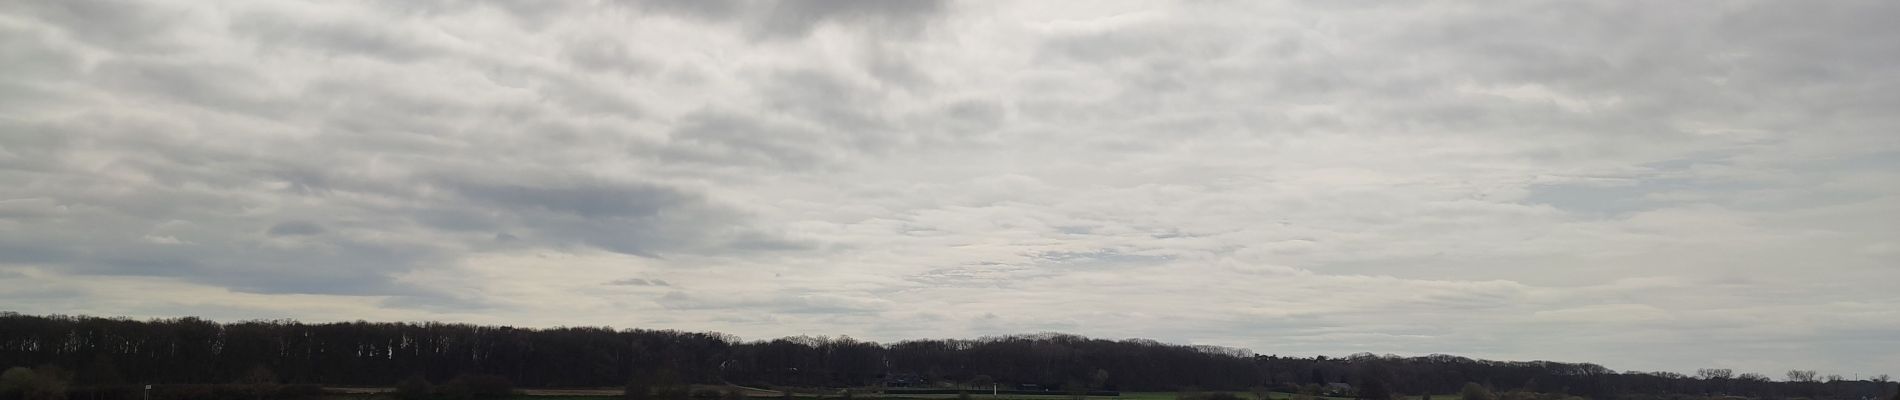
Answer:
1696;369;1734;380
1697;369;1734;394
1786;370;1819;383
970;375;994;394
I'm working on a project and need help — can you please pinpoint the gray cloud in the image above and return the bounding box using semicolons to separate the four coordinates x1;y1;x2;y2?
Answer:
0;0;1895;377
267;221;326;236
606;278;670;287
229;8;450;63
634;0;949;40
7;0;195;53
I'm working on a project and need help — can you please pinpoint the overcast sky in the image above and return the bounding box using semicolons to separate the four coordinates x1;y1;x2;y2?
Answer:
2;0;1897;377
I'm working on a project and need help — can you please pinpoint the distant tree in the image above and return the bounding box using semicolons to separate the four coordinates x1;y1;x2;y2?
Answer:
1460;383;1496;400
626;372;654;400
0;311;1884;400
970;375;994;392
1786;370;1819;383
1696;368;1733;394
396;375;434;400
32;366;70;400
1093;370;1112;390
653;369;688;400
78;355;124;386
1359;379;1393;400
241;365;279;400
1066;379;1090;400
1355;362;1396;400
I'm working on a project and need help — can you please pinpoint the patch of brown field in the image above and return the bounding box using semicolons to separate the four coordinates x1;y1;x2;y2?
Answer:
320;385;782;397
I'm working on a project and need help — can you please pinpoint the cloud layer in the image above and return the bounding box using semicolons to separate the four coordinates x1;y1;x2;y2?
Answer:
2;0;1896;377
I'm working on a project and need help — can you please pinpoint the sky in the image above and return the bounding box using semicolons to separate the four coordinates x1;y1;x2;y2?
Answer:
2;0;1897;378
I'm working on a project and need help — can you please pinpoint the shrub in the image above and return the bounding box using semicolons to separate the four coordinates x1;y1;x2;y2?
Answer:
1;366;71;400
1461;384;1497;400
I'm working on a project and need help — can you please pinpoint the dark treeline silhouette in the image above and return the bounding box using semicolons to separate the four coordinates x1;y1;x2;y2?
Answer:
2;313;1894;400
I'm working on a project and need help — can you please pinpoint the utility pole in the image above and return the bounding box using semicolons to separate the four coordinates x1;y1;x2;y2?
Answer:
143;384;151;400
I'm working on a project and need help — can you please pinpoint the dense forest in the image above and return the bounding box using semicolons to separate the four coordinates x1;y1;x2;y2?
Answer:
1;313;1894;400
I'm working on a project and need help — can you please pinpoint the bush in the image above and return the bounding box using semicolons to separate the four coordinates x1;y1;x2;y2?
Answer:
1461;384;1497;400
1;366;71;400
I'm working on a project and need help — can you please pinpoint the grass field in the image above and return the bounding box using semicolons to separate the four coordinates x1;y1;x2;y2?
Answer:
319;387;1435;400
472;391;1369;400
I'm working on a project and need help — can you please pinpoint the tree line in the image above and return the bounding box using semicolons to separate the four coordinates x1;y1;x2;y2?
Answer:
2;313;1894;400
